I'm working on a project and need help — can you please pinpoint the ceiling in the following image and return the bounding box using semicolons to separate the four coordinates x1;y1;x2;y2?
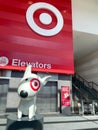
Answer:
72;0;98;62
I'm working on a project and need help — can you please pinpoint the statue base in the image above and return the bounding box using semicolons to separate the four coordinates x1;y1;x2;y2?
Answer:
6;113;43;130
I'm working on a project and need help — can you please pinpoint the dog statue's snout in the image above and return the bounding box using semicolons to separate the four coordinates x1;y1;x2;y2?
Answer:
20;90;28;98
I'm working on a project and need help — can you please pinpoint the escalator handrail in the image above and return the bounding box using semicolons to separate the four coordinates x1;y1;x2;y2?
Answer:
72;83;89;101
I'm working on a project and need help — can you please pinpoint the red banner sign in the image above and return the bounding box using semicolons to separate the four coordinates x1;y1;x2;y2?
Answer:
61;86;70;106
0;0;74;74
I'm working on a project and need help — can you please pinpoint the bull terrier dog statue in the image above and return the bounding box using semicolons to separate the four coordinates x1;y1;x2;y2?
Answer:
17;65;51;120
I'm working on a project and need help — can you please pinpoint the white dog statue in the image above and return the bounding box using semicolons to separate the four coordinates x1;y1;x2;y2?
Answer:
17;65;51;120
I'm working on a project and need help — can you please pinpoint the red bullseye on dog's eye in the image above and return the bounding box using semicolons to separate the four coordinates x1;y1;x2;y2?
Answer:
30;78;40;91
34;82;38;86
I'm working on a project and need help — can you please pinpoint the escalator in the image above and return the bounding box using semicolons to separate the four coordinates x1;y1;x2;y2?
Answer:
72;74;98;114
72;83;88;101
72;74;98;100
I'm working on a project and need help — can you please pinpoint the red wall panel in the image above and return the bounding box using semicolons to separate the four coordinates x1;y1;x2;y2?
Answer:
0;0;74;74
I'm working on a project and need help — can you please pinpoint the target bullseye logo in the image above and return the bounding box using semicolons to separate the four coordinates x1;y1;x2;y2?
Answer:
30;78;40;91
26;2;64;36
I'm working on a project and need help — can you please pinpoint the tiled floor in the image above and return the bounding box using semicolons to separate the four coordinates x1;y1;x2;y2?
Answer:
1;113;98;130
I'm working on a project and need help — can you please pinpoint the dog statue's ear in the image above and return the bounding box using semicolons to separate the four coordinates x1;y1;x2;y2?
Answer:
41;76;51;86
23;65;32;78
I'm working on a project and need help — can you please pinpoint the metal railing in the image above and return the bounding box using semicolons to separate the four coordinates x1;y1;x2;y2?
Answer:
72;73;98;100
89;81;98;91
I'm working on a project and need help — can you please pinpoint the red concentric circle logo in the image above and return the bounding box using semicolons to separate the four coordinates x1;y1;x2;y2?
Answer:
26;2;64;36
30;78;40;91
0;56;9;66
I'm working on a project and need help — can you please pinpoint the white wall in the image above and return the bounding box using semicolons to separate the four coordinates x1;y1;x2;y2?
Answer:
72;0;98;35
75;50;98;84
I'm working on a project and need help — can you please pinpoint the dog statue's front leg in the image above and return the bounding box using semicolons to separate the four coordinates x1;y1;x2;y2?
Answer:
29;104;36;120
17;108;22;119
